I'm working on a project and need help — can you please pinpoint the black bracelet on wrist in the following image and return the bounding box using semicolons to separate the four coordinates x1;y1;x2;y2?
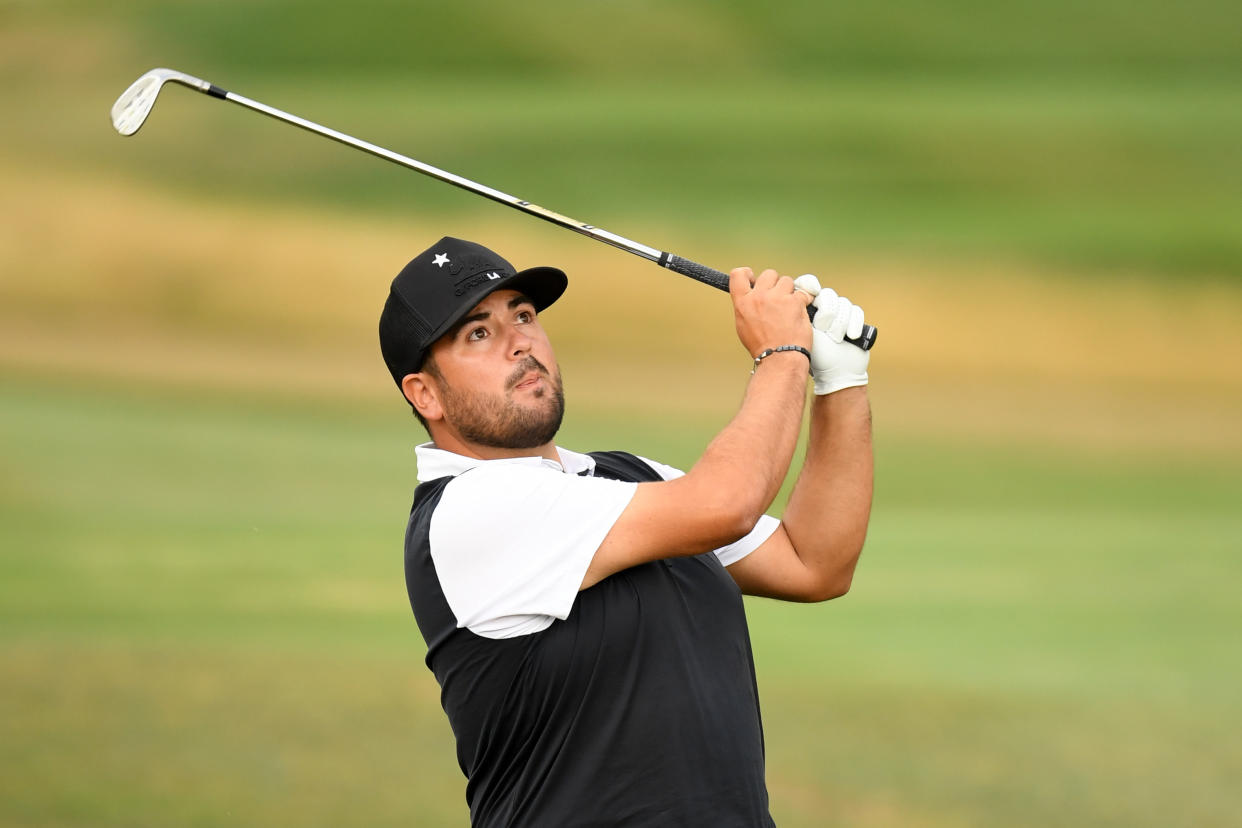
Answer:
751;345;812;374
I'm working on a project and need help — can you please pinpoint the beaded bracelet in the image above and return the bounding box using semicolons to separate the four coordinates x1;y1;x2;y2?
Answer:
751;345;812;374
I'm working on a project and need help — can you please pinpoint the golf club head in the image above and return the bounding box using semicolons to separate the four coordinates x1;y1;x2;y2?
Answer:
111;68;212;136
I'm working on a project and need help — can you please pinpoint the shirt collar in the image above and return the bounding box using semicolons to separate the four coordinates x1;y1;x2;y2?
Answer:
414;442;597;483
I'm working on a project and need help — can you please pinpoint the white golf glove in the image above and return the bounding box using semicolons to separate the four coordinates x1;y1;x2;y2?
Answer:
793;274;870;395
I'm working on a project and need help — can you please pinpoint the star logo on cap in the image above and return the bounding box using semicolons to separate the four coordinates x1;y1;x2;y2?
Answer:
432;253;450;268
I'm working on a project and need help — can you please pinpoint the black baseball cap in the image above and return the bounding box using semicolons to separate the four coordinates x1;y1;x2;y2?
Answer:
378;237;568;388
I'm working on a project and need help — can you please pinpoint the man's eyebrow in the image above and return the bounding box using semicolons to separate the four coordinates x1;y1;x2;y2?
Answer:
448;310;490;340
448;295;536;339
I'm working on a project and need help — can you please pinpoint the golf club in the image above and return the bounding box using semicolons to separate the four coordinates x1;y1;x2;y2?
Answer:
111;67;877;351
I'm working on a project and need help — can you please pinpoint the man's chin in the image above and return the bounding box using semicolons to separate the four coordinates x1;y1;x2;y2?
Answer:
444;371;565;451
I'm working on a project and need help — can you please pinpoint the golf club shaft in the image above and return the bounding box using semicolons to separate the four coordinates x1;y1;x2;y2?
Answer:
160;75;878;350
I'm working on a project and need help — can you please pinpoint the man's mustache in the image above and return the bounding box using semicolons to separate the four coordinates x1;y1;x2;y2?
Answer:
506;356;551;391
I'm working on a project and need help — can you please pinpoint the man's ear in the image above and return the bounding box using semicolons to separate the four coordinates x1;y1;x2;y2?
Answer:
401;372;443;422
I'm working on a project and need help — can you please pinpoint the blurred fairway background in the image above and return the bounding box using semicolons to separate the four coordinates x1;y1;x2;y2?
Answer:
2;1;1241;825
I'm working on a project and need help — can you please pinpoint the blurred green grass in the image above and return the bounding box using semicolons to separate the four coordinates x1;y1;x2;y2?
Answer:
4;1;1242;825
2;373;1239;827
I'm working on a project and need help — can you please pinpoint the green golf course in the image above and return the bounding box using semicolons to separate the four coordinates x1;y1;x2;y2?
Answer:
3;1;1240;825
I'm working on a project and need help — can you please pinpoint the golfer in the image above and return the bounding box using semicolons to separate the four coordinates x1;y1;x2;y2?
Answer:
379;237;873;827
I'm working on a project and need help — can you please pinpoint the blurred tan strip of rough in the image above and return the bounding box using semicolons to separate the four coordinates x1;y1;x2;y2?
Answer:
1;162;1239;457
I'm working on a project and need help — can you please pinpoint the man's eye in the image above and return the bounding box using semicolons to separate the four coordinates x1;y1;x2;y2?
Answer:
516;310;533;323
467;327;488;341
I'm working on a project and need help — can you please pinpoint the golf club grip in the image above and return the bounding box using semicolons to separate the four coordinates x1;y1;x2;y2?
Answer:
663;255;877;351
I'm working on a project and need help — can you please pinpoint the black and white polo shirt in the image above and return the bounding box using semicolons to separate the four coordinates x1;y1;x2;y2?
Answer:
404;443;780;827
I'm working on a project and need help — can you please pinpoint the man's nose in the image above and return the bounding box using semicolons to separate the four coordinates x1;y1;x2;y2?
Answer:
508;327;533;358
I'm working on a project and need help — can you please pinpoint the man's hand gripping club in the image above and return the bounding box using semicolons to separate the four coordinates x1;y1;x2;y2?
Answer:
793;274;870;395
729;267;814;367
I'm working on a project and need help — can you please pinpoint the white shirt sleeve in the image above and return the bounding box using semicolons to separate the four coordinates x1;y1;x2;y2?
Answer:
635;456;780;567
429;464;637;639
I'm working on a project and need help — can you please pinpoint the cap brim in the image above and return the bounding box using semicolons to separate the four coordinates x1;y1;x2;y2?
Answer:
505;266;569;312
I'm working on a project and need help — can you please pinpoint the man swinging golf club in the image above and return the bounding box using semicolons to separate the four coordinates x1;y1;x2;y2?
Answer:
380;236;874;827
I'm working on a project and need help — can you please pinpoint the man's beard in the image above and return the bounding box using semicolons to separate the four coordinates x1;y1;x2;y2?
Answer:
439;356;565;450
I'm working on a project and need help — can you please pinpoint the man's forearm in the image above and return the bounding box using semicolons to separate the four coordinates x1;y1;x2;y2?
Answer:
780;386;874;593
684;351;810;537
584;350;811;589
